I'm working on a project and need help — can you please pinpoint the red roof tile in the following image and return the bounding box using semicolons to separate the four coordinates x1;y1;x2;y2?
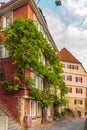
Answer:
58;48;80;63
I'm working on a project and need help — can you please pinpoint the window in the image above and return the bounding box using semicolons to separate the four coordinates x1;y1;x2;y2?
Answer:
68;87;72;93
2;12;12;28
62;75;65;80
72;65;78;70
0;45;9;58
37;102;41;116
62;64;65;68
30;72;43;90
62;75;72;81
50;86;55;94
31;73;37;88
67;64;71;69
74;100;82;105
76;88;82;94
40;52;45;65
30;100;36;117
37;76;43;90
34;15;41;31
67;75;72;81
76;77;82;83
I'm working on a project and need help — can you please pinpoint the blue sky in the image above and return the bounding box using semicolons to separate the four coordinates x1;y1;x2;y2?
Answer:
35;0;87;71
1;0;87;71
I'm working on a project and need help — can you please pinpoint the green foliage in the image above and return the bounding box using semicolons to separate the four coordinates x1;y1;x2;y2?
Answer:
25;77;33;87
1;80;19;92
29;88;43;100
4;17;67;107
61;108;74;117
58;79;68;96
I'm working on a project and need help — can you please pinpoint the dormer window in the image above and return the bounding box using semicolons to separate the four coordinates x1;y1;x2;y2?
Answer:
1;12;13;28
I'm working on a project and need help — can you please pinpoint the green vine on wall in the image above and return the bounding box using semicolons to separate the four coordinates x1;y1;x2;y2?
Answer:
2;17;68;107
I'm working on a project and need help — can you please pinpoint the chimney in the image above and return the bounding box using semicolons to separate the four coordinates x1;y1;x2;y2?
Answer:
0;2;5;7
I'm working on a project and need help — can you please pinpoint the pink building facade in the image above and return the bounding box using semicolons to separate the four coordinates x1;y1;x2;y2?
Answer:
58;48;87;118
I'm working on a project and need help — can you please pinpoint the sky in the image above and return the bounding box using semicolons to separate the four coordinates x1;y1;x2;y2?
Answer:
35;0;87;71
1;0;87;71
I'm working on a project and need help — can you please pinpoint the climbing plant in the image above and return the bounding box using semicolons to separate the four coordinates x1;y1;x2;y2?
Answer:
2;17;68;123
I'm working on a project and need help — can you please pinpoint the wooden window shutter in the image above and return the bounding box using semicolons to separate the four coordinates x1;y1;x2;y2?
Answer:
77;66;79;70
70;88;72;93
70;65;71;69
81;89;83;93
76;77;77;82
81;78;83;83
80;100;82;104
72;65;74;69
70;76;72;81
76;88;77;93
74;100;76;104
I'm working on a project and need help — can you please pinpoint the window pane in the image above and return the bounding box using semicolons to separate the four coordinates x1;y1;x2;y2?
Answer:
67;75;72;81
67;64;71;69
38;102;41;116
76;88;82;94
30;101;36;117
68;87;72;93
31;73;37;88
62;75;65;80
76;77;82;83
62;64;65;68
2;12;12;28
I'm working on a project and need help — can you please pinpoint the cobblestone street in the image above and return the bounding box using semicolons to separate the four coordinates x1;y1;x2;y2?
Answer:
29;118;86;130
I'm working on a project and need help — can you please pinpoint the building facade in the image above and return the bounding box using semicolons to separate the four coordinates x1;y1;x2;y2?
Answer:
58;48;87;118
0;0;59;129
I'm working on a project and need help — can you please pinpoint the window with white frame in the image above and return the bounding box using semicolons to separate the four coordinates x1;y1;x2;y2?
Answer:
47;61;53;72
62;75;72;81
0;45;9;58
74;100;82;105
76;77;82;83
50;86;55;94
62;75;65;80
76;88;82;94
67;75;72;81
72;65;78;70
62;63;65;68
37;102;42;116
30;72;43;90
2;12;13;28
38;76;43;90
30;100;36;117
68;87;72;93
34;18;40;31
56;90;61;98
67;64;71;69
40;52;45;65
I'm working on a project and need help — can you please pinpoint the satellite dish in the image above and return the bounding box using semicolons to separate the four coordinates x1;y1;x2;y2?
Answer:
55;0;62;6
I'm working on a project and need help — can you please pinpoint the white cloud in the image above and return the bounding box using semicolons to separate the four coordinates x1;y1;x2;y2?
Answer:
82;17;87;28
43;8;87;71
64;0;87;17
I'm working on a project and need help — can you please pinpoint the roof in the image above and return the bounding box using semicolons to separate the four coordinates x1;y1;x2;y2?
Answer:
58;48;80;63
0;0;58;53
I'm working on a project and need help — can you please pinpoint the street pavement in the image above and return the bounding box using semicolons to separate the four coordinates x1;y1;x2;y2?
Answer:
29;118;86;130
48;118;85;130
